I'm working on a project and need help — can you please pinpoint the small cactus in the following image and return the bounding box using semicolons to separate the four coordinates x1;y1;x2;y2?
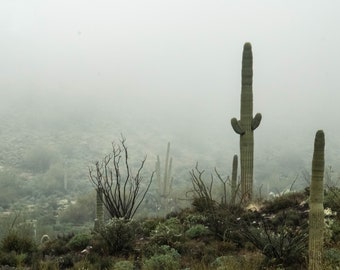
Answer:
231;42;262;202
230;154;238;205
308;130;325;270
94;188;104;231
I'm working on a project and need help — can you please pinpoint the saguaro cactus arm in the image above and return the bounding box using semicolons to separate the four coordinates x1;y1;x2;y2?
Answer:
251;113;262;130
231;118;245;135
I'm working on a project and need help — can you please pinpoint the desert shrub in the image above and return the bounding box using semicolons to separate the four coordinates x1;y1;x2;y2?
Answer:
1;232;36;254
211;253;264;270
239;219;307;268
57;253;74;269
150;217;183;246
99;218;138;254
324;187;340;214
41;238;70;256
139;218;163;238
66;232;92;251
324;248;340;268
262;191;306;213
114;260;134;270
185;224;212;239
212;255;246;269
144;245;180;270
0;251;18;267
184;214;208;226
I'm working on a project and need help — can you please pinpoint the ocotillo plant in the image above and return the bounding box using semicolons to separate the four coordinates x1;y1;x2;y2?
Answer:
309;130;325;270
231;42;262;202
230;154;238;205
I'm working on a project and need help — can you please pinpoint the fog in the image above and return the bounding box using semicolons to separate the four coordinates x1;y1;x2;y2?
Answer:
1;1;340;189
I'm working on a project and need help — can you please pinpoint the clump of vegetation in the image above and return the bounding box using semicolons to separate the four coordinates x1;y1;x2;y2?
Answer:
66;232;92;251
185;224;212;239
0;231;37;267
144;245;181;270
99;218;138;254
150;217;183;246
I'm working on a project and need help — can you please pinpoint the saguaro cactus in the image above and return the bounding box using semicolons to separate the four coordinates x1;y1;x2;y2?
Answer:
309;130;325;270
230;154;238;205
155;142;173;198
155;142;174;214
94;188;104;231
231;42;262;202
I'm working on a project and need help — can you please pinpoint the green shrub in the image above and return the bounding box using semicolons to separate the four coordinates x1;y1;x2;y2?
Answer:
99;218;138;254
1;232;36;254
41;238;70;256
324;248;340;269
150;217;183;246
144;245;180;270
114;260;134;270
0;251;18;267
184;214;208;226
66;233;92;251
185;224;212;239
211;254;264;270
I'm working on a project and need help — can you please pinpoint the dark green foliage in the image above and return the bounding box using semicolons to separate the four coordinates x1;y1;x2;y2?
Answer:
99;218;138;254
0;251;18;267
41;237;71;256
57;253;74;269
66;233;92;251
1;232;36;254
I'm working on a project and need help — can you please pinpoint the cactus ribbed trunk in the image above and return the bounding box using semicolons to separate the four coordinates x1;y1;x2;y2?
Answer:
231;43;261;202
155;142;173;214
95;188;104;231
230;154;238;205
308;130;325;270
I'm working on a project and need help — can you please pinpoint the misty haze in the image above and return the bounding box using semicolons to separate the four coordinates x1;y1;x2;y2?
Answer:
0;1;339;269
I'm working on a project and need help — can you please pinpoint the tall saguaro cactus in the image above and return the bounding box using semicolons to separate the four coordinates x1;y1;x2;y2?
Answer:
309;130;325;270
231;42;262;202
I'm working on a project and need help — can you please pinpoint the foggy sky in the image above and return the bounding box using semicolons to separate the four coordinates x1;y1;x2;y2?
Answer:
1;1;340;176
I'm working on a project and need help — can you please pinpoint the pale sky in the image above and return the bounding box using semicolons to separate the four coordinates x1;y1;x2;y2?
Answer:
1;0;340;175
